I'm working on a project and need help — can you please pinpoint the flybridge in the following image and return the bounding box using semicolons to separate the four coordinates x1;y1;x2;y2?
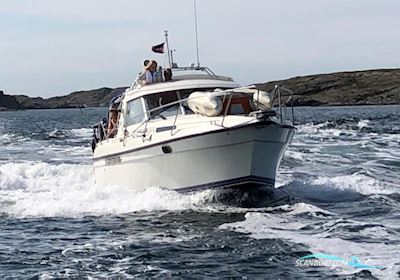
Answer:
129;65;235;91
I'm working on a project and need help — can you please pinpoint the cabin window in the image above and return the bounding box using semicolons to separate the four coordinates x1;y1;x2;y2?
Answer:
142;88;238;119
125;98;145;126
144;91;182;119
222;94;253;115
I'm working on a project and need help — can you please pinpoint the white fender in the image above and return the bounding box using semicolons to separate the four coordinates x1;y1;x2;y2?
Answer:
252;90;272;109
187;91;223;117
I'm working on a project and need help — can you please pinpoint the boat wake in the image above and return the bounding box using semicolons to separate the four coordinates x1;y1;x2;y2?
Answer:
0;162;220;218
219;202;400;279
0;158;397;218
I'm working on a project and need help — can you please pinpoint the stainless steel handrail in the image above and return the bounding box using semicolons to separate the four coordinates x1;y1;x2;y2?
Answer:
220;92;233;127
271;85;295;124
126;85;259;123
129;66;221;90
96;85;295;142
171;66;218;78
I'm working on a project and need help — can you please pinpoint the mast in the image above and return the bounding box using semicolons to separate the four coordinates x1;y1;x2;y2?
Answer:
164;30;172;67
194;0;200;67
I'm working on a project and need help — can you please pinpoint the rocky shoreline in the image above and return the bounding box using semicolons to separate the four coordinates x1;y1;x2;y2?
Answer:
257;68;400;106
1;68;399;111
0;87;127;111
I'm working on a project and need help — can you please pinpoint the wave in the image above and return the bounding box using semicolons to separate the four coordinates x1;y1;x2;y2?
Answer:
35;128;92;141
69;128;92;138
275;169;399;203
0;133;29;144
297;118;399;136
49;128;92;139
312;173;397;195
0;162;217;218
47;128;68;140
1;162;392;218
219;203;400;279
0;126;92;143
0;127;94;164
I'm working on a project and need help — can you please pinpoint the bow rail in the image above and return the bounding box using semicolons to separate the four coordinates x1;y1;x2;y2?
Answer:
92;85;295;146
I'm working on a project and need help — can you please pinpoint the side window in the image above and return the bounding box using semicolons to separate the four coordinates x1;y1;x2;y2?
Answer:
144;91;180;119
125;98;145;126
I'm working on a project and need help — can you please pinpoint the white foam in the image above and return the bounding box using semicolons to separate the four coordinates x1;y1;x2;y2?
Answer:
357;119;370;129
285;150;305;161
0;162;216;218
275;172;293;188
313;173;397;195
220;204;400;279
358;226;392;240
297;122;358;141
0;132;27;143
278;202;335;216
276;172;398;202
69;128;92;138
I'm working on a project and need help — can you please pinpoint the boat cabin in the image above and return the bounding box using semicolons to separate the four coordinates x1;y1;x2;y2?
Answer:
93;66;273;145
119;67;262;130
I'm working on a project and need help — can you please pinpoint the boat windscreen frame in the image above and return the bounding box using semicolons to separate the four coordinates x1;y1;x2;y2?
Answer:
124;97;148;127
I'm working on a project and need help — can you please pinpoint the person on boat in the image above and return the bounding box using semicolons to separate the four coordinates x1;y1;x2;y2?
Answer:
143;60;161;84
107;93;122;138
107;107;119;138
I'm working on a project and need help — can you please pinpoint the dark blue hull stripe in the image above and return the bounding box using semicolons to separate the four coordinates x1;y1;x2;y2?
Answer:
177;175;275;193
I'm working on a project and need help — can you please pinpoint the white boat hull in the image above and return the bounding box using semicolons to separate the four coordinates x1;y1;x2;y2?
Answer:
93;121;295;192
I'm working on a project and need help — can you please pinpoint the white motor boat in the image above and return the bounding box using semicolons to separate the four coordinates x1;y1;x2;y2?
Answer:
92;65;296;192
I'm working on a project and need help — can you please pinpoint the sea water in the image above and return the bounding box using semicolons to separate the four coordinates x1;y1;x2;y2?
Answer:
0;106;399;279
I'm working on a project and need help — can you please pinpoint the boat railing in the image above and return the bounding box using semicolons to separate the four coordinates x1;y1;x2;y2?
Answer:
171;66;218;78
121;85;294;138
129;66;222;90
93;84;295;146
271;85;295;125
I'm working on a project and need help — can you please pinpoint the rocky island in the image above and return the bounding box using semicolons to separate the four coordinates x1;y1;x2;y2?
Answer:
1;68;399;111
0;87;127;111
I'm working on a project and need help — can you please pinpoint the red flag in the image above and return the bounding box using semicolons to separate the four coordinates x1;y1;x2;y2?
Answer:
151;42;165;54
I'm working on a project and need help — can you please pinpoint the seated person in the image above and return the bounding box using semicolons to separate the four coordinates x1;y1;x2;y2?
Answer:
107;108;119;138
139;60;164;85
145;60;157;84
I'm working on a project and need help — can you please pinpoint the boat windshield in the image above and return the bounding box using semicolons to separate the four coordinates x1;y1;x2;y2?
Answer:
144;91;181;119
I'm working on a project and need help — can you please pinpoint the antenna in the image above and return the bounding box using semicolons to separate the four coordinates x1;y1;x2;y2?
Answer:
193;0;200;67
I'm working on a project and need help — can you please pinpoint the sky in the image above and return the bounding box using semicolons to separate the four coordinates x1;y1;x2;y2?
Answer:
1;0;400;97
